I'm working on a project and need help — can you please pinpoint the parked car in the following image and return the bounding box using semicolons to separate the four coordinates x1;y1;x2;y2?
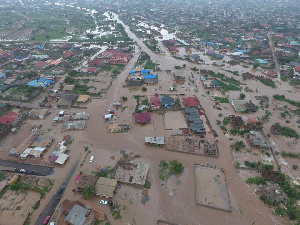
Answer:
20;169;26;173
43;216;50;224
212;130;218;137
90;156;95;163
32;170;38;174
100;200;108;205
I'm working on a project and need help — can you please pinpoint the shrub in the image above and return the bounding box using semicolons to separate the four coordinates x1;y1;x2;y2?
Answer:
144;180;151;189
142;87;147;91
292;165;298;170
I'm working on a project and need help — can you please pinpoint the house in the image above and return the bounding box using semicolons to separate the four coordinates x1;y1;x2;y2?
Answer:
87;87;102;95
28;78;52;88
35;61;49;70
134;112;151;124
95;177;117;198
57;93;78;108
185;48;192;54
65;204;89;225
255;59;268;65
189;54;201;62
260;182;287;203
293;66;300;79
77;95;90;103
144;74;158;85
63;51;75;59
73;112;89;120
0;112;21;126
266;70;277;78
87;68;99;74
161;95;175;108
63;85;75;92
145;137;165;146
150;96;161;110
183;97;199;107
167;46;179;53
29;109;49;119
62;120;86;130
88;60;104;68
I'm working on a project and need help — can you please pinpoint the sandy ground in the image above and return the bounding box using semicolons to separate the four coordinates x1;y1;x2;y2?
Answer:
1;12;300;225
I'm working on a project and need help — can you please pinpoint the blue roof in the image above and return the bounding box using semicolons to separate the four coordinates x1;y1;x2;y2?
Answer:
235;49;248;53
129;71;136;74
28;77;51;88
206;42;215;46
0;73;5;79
37;46;44;50
141;70;151;74
144;74;157;79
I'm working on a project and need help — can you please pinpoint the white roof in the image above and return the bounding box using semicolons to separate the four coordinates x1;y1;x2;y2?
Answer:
20;148;33;159
55;153;69;165
33;147;46;152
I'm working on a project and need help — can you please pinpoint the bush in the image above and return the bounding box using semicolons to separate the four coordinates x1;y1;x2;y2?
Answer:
142;87;147;91
292;165;298;170
144;180;151;189
220;125;227;132
244;161;257;169
121;96;128;101
239;93;246;100
246;176;265;184
223;117;230;125
170;160;184;174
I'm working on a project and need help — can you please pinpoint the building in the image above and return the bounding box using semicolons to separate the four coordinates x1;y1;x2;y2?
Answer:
29;109;49;119
255;59;268;65
95;177;117;198
145;137;165;146
161;95;175;108
260;182;287;203
183;97;199;107
167;46;179;53
115;162;150;185
144;74;158;85
65;204;89;225
57;93;78;108
150;96;161;110
77;95;91;103
63;85;75;92
73;112;90;120
293;66;300;79
248;131;271;150
62;120;86;130
134;112;151;124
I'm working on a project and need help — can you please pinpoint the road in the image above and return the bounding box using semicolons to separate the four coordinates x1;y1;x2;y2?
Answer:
0;159;54;176
267;32;281;82
34;158;80;225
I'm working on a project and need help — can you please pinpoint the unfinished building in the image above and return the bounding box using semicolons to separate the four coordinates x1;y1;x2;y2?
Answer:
77;175;98;191
203;140;219;157
244;101;257;112
107;124;131;133
248;131;271;150
261;170;283;182
260;182;287;203
229;115;245;129
0;124;11;140
242;72;255;80
114;162;149;186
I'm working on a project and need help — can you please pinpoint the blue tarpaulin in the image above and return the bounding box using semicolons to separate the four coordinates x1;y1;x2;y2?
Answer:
141;70;151;75
28;77;52;88
144;74;157;79
129;71;136;74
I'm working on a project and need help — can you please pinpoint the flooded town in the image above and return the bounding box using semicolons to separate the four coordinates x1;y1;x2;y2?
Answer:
0;0;300;224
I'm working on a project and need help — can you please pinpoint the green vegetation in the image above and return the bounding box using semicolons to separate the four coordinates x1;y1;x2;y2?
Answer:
144;180;151;189
142;87;147;91
144;39;159;52
244;161;258;169
239;93;246;100
258;78;276;88
144;60;159;70
209;71;242;92
0;173;6;181
223;116;230;125
281;151;300;158
95;166;116;179
246;176;265;184
231;141;246;151
273;95;300;108
214;96;229;103
220;125;227;132
191;67;199;71
223;69;239;76
121;96;128;101
33;200;40;210
158;160;184;182
292;165;298;170
82;185;96;199
274;123;299;138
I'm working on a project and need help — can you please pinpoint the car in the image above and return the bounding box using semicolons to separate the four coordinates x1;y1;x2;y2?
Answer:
20;169;26;173
212;130;218;137
90;156;94;163
43;216;50;224
100;200;108;205
229;137;234;140
32;170;38;174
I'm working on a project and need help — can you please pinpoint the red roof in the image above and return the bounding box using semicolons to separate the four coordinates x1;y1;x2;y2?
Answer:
183;97;199;107
63;51;75;58
134;112;151;124
89;60;103;65
75;174;82;182
150;96;160;107
294;66;300;73
248;118;259;123
168;46;178;52
0;112;18;125
88;68;97;73
35;61;48;67
49;155;58;163
63;135;70;142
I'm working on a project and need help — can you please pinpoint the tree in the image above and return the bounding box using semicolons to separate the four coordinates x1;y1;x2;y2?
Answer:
142;87;147;91
239;93;246;100
82;185;96;199
86;33;94;39
121;96;127;101
253;62;259;69
169;160;184;174
68;70;77;76
183;64;186;68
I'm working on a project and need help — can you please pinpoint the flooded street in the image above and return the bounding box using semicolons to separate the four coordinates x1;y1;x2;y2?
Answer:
28;11;298;225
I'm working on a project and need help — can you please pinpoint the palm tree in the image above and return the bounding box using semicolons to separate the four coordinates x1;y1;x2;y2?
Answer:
82;185;96;199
